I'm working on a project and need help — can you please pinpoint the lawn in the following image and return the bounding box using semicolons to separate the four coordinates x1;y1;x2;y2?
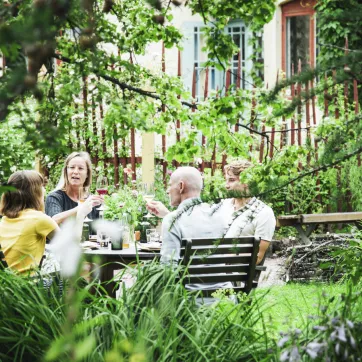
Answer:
254;282;362;338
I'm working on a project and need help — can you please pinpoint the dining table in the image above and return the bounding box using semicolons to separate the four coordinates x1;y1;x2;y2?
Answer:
83;243;160;297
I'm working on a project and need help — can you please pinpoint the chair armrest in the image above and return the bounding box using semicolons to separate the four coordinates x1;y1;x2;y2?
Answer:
255;266;267;272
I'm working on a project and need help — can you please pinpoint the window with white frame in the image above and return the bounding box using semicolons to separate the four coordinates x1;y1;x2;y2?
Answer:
182;21;254;99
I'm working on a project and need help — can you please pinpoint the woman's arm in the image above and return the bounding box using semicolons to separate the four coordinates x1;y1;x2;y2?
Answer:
46;193;101;225
51;207;78;225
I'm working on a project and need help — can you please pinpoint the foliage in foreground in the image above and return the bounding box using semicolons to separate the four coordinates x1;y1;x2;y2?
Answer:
0;258;362;361
0;263;267;362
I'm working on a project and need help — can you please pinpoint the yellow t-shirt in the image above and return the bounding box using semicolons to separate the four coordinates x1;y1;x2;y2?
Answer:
0;209;58;274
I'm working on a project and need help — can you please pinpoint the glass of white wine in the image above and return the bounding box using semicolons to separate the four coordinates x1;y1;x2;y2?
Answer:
78;186;92;222
142;182;155;218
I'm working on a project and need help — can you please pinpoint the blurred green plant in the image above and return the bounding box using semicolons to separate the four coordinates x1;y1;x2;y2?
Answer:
103;185;146;228
275;285;362;361
326;233;362;285
0;260;269;361
201;168;227;204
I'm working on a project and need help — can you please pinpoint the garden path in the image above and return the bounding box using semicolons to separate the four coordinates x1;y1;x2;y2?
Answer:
258;257;286;288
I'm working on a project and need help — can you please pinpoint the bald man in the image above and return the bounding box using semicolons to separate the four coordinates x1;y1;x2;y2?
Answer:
159;167;225;264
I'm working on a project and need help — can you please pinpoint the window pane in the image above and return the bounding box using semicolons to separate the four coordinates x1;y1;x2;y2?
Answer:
194;32;198;60
286;15;311;77
211;68;215;89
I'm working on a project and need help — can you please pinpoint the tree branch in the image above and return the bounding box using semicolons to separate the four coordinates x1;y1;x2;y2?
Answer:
256;145;362;198
263;126;313;134
52;53;197;109
235;121;280;163
318;42;362;54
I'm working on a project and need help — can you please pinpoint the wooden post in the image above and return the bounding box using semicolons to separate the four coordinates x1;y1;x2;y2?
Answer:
250;88;255;157
291;64;296;146
305;81;311;165
343;38;353;211
311;79;318;158
74;103;80;150
83;75;90;153
332;69;340;120
99;100;106;155
354;79;361;166
259;122;266;162
142;133;155;185
113;125;119;187
161;42;167;184
225;69;231;93
91;96;99;166
121;135;128;185
324;73;329;117
211;145;216;176
192;64;197;107
130;128;136;181
269;79;275;159
201;67;209;173
269;128;275;159
280;116;286;150
235;51;241;133
344;37;349;116
221;153;227;170
296;60;302;147
175;50;181;168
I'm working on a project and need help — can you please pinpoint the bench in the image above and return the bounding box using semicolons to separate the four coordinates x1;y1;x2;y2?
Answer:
180;236;260;297
277;212;362;244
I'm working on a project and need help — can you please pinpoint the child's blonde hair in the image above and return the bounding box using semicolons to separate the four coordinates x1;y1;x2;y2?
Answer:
0;170;44;218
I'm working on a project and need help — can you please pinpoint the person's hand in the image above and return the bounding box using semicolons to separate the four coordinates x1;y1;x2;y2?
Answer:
77;197;93;220
256;240;270;265
146;200;170;218
89;194;102;207
256;254;264;265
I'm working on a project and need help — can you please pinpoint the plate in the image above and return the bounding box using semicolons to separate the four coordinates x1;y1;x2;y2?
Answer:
137;242;162;251
81;241;100;250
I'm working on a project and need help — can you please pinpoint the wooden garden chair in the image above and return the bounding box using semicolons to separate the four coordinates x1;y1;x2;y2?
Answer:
180;236;260;297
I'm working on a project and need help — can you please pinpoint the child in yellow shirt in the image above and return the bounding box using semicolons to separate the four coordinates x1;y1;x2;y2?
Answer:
0;170;59;275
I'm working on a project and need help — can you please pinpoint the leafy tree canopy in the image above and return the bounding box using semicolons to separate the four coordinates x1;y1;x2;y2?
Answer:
1;0;362;205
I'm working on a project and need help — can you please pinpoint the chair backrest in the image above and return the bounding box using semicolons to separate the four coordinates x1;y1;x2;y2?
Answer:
180;236;260;296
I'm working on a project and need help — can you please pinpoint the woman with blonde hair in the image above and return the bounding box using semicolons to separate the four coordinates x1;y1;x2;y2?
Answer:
219;160;276;265
0;170;59;274
45;152;102;226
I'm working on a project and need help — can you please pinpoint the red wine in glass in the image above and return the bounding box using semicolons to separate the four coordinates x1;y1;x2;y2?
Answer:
97;188;108;195
96;176;108;211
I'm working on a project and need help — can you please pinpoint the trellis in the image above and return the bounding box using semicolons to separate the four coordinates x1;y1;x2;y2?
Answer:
1;38;361;213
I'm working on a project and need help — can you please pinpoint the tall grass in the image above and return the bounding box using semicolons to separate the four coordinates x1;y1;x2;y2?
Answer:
0;270;64;361
0;260;361;361
0;262;269;362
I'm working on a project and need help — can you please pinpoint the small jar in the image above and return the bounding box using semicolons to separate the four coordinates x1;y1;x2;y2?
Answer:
81;223;90;242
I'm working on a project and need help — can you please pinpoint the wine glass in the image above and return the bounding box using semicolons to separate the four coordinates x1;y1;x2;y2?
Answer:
96;175;108;211
142;182;155;218
78;186;92;222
